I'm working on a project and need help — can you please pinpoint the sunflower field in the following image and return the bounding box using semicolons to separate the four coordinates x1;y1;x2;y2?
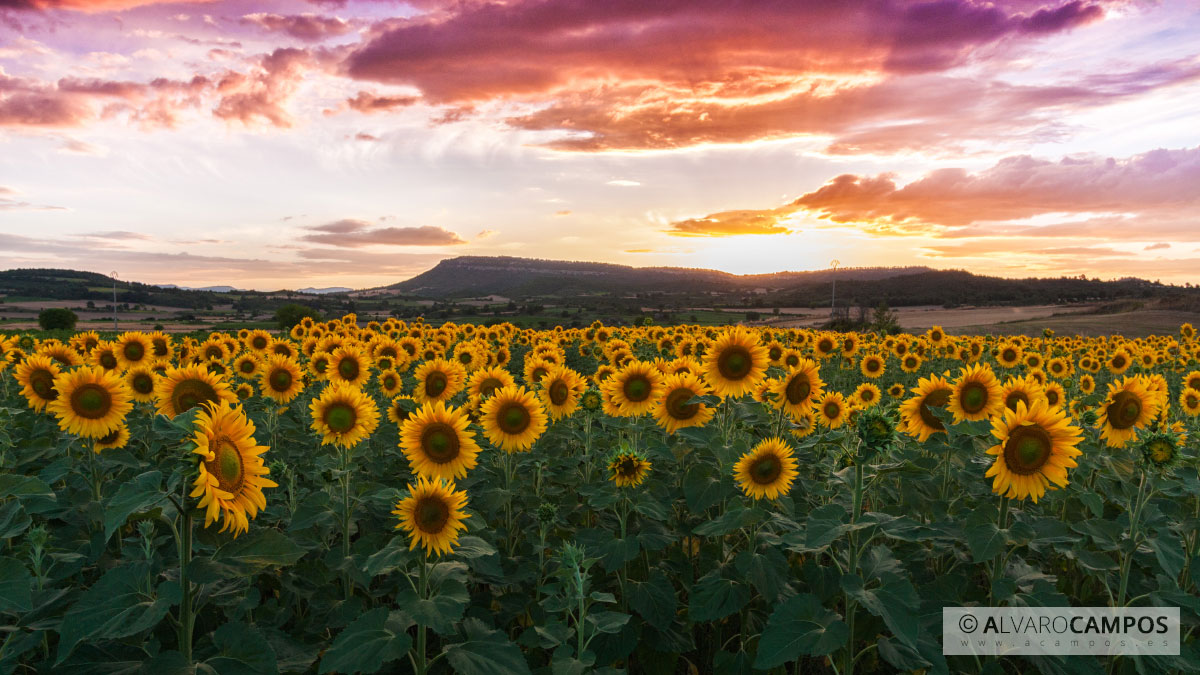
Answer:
1;318;1199;674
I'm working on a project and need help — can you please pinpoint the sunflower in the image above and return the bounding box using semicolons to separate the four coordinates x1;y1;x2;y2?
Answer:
69;331;102;356
198;337;231;364
608;450;652;488
1106;349;1132;375
580;389;602;413
995;342;1023;369
377;368;403;397
899;375;953;442
652;372;715;434
148;331;173;360
124;365;159;403
1079;374;1096;395
899;354;923;374
1097;376;1161;448
245;329;273;354
983;399;1082;503
451;342;485;372
258;355;304;404
326;345;372;388
47;367;133;439
887;383;905;398
702;326;769;398
15;354;61;412
814;391;850;429
38;342;82;368
604;361;665;417
155;365;237;419
1180;388;1200;417
400;401;480;481
1042;381;1065;409
235;383;254;400
522;357;554;387
813;334;838;360
309;383;380;449
948;363;1003;423
1001;376;1047;413
852;382;881;409
859;353;886;379
733;437;798;500
770;359;824;418
790;409;817;439
189;401;276;538
232;353;262;380
466;365;516;405
1138;430;1180;467
540;366;586;420
480;385;548;453
95;424;130;451
393;476;471;556
1183;370;1200;393
386;395;416;425
412;358;466;405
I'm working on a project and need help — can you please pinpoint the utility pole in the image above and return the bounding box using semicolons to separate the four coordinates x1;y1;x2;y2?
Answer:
111;271;119;332
829;259;840;318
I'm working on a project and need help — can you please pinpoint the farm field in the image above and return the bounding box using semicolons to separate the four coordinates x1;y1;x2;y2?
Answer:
1;319;1197;674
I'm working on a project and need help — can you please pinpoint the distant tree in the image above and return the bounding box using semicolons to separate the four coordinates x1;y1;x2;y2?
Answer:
86;300;95;309
746;311;761;322
275;303;321;330
39;308;77;330
870;302;901;335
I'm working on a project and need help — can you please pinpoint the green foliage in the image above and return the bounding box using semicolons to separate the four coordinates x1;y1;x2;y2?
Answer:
37;307;77;330
274;303;322;330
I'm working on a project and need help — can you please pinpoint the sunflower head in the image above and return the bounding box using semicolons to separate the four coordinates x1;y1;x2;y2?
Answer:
607;448;652;488
652;372;715;434
814;391;850;429
47;366;134;439
15;354;62;411
400;401;480;481
948;363;1002;423
984;399;1083;503
1137;430;1180;468
309;382;381;448
733;437;798;500
189;401;276;538
702;326;768;398
855;407;895;459
899;375;953;442
480;385;548;453
259;355;304;404
155;365;237;419
392;476;471;556
1097;376;1161;448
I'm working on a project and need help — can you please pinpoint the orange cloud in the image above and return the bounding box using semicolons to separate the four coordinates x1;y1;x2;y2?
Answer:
667;208;795;237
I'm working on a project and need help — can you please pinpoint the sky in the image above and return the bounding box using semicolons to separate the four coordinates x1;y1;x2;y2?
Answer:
0;0;1198;291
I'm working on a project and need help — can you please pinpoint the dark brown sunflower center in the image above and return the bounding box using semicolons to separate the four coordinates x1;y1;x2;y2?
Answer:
784;355;799;367
98;352;117;369
152;339;169;357
131;373;154;395
1045;389;1060;407
823;401;841;420
498;402;531;434
205;347;223;360
252;336;268;349
1188;377;1200;390
818;339;834;353
751;455;782;485
904;357;918;369
478;378;502;398
1005;391;1029;412
623;375;651;402
172;378;218;414
458;352;473;364
717;346;753;380
337;357;359;381
1001;349;1017;362
1107;391;1142;430
421;423;460;463
209;436;245;492
865;359;881;373
859;388;875;402
382;374;398;390
785;373;811;405
959;382;989;414
70;383;111;419
1002;424;1053;476
531;367;549;382
269;369;292;392
918;389;951;431
549;381;569;406
665;388;700;420
425;371;448;397
1112;355;1126;368
324;402;357;433
30;369;56;399
768;346;783;361
98;427;121;445
239;360;256;374
617;457;638;477
124;342;145;361
313;357;328;373
415;496;450;534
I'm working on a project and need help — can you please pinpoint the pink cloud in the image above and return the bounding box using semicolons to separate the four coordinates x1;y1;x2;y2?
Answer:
301;222;468;246
240;13;354;42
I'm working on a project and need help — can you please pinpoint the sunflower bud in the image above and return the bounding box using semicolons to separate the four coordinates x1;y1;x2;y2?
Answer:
1137;430;1179;469
855;408;895;460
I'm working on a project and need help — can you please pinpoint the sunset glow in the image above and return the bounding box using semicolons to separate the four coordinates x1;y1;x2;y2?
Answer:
1;0;1198;289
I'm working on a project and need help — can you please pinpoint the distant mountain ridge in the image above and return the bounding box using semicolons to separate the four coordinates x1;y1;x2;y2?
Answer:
387;256;933;298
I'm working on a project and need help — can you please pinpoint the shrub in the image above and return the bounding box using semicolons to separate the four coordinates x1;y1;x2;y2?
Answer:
38;307;77;330
275;303;322;330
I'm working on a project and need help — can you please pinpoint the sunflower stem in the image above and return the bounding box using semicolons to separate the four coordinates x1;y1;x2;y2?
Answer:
178;509;194;665
990;497;1010;606
340;446;353;601
87;437;102;504
415;549;429;675
1116;469;1151;610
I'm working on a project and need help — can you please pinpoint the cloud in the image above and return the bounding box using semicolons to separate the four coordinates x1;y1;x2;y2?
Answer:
301;224;468;247
0;186;67;211
0;0;215;11
72;230;152;240
606;179;640;187
1145;242;1171;251
667;209;795;237
554;210;571;217
343;90;420;114
306;218;371;234
240;13;354;42
213;48;313;128
793;145;1200;228
474;229;496;239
